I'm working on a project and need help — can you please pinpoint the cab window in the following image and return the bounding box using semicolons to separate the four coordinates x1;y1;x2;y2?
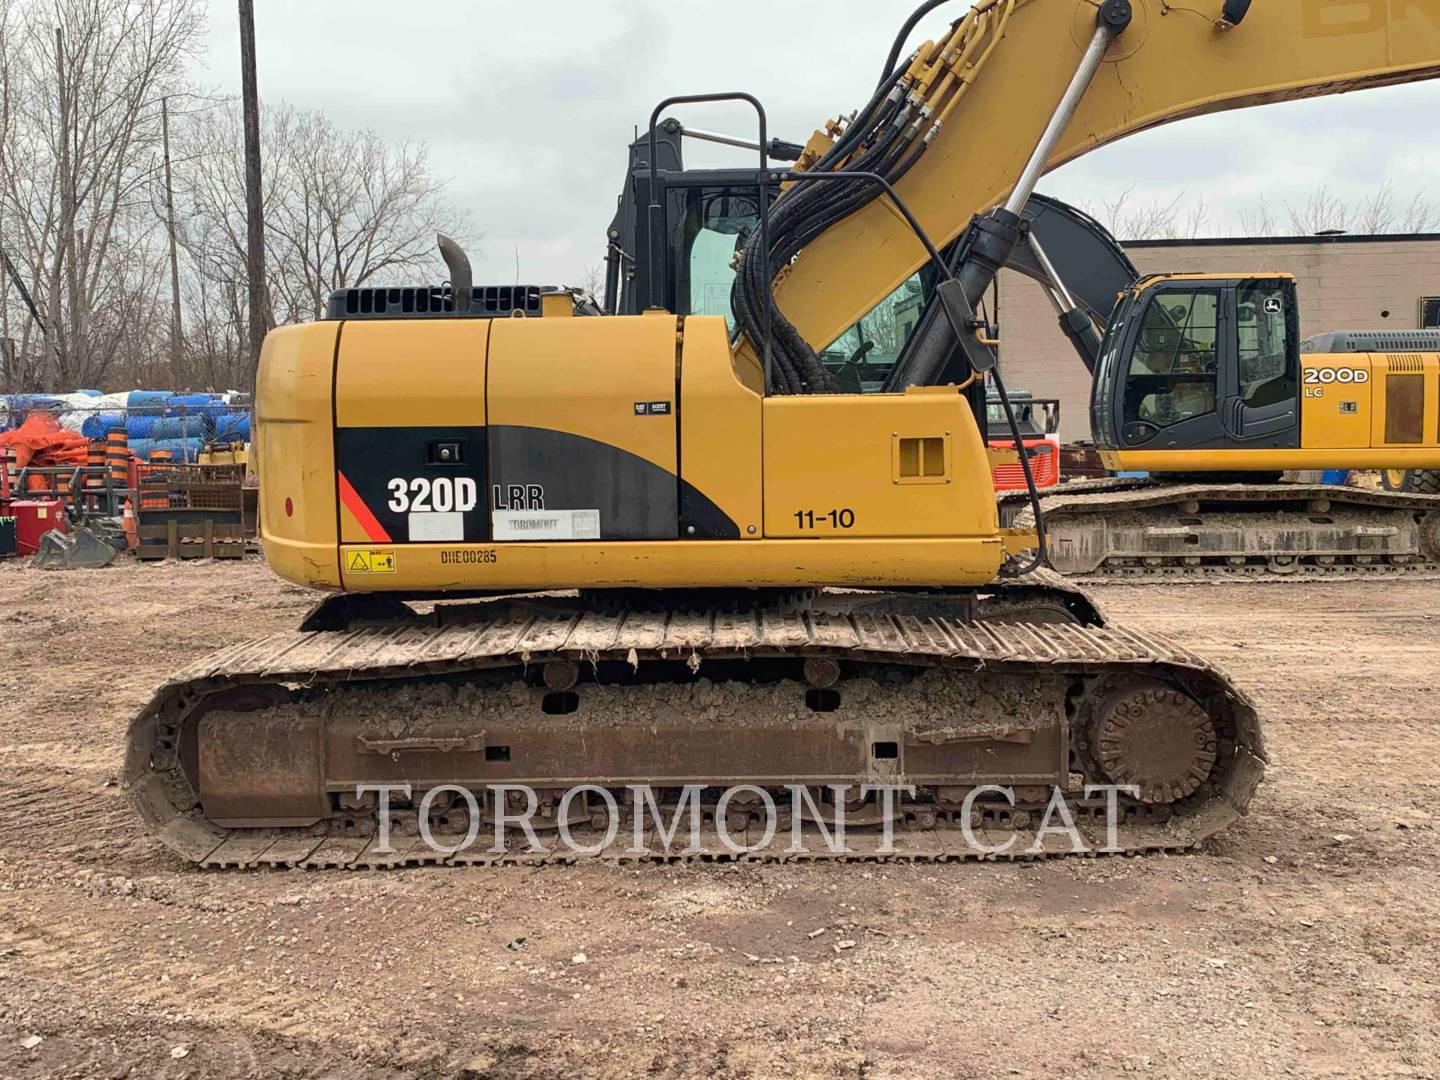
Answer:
688;228;741;327
818;275;925;393
682;184;929;392
1124;289;1219;430
683;190;759;331
1237;282;1295;409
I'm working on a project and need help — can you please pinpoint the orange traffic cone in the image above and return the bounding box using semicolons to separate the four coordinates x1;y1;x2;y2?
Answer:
122;498;138;552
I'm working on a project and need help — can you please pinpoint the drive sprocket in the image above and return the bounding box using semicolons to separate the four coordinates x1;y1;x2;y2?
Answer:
1091;683;1219;805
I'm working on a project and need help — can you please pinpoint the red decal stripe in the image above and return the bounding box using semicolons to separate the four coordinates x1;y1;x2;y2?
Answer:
337;471;393;543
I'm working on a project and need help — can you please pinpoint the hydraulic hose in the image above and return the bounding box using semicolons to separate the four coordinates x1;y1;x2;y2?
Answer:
989;364;1049;576
732;0;1017;395
876;0;960;90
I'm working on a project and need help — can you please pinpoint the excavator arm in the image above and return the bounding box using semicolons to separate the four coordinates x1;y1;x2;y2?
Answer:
741;0;1440;388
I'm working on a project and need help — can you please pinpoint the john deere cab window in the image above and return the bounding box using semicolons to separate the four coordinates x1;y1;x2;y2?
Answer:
1237;282;1296;409
818;275;926;393
1123;288;1220;431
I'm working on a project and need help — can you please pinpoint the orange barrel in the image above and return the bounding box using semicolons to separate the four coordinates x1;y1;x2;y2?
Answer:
138;465;158;509
85;441;105;488
106;430;130;488
84;441;105;511
140;450;173;509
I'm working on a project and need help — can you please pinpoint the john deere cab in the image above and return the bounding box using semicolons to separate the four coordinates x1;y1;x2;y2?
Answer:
1091;274;1300;458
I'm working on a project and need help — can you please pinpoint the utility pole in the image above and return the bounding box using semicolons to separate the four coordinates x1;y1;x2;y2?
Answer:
48;25;69;388
238;0;267;389
161;96;184;386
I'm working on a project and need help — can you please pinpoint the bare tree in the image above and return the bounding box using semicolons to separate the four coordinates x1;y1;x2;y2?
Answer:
175;101;471;345
0;0;202;391
1081;186;1203;241
1284;185;1350;235
578;261;605;299
1180;195;1209;240
1236;195;1277;238
1402;190;1439;233
1270;183;1436;236
0;0;15;380
1356;180;1397;234
1081;184;1438;242
0;2;477;395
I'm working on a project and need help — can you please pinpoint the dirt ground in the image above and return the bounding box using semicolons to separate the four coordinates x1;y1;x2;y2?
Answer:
0;559;1436;1080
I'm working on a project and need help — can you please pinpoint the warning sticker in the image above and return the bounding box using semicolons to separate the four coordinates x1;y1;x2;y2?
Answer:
346;549;397;574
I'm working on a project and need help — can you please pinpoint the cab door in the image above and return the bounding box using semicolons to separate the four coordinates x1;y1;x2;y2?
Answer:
1111;283;1227;452
1222;279;1300;448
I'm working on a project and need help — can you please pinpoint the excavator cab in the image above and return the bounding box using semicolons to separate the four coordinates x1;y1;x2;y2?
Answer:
1091;273;1300;458
604;122;935;396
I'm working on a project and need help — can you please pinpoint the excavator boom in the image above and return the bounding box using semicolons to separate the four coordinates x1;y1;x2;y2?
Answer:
759;0;1440;368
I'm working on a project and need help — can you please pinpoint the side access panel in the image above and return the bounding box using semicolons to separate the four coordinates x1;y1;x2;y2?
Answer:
678;316;762;540
1299;353;1373;450
334;320;491;556
487;315;680;541
1371;353;1439;448
762;387;998;540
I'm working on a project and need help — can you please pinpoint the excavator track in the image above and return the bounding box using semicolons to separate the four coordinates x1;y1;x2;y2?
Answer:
124;586;1264;869
1005;482;1440;582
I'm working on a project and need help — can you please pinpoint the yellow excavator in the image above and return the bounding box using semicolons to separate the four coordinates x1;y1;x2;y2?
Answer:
1001;268;1440;578
127;0;1440;867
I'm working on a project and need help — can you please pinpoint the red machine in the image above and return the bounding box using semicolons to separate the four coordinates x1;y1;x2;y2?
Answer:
987;392;1061;492
8;499;68;555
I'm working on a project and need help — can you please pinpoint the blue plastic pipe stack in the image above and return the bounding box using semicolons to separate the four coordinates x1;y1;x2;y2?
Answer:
4;389;248;463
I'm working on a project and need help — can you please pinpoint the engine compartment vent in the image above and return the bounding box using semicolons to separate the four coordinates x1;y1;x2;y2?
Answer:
326;284;544;321
1303;329;1440;354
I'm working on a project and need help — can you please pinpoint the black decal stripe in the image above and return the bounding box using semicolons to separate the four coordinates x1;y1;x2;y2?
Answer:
489;425;677;540
680;480;741;539
331;423;741;544
335;426;490;543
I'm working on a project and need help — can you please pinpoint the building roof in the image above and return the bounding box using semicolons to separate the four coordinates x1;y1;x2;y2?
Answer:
1126;232;1440;249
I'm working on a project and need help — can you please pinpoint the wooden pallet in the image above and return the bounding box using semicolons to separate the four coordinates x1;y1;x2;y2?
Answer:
136;519;245;560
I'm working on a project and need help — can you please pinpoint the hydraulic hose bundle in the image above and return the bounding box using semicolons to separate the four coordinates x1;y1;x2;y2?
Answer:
731;0;1016;394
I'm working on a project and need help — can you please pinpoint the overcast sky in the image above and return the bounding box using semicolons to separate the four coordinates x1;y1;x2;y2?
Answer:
193;1;1440;286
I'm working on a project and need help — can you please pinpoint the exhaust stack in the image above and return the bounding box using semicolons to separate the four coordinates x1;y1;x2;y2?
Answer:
437;233;472;314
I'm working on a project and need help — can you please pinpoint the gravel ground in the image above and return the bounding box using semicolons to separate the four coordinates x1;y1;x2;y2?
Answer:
0;558;1436;1079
